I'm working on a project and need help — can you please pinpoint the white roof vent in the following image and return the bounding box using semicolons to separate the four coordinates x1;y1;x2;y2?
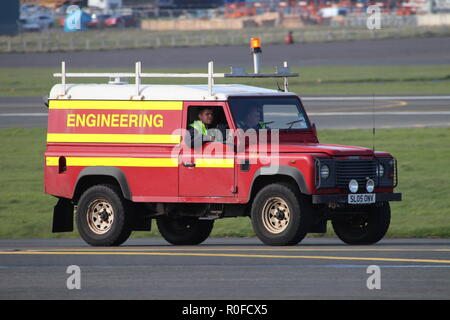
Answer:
108;77;128;85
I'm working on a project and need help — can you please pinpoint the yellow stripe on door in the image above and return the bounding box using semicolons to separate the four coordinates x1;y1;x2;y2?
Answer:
46;157;179;167
46;157;235;168
195;158;234;168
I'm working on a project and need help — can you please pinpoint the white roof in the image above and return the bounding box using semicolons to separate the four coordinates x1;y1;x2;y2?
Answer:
49;84;295;101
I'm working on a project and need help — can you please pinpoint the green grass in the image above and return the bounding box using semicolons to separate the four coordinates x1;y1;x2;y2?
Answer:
2;25;450;53
1;65;450;96
0;128;449;239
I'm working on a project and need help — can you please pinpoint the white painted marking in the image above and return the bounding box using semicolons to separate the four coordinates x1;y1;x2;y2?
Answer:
309;112;450;116
0;113;47;117
302;96;450;101
1;112;449;118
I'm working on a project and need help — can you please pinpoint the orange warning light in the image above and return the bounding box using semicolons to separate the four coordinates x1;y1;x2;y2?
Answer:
250;37;261;49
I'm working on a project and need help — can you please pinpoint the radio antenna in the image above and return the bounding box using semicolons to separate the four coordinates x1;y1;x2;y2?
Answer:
372;93;376;152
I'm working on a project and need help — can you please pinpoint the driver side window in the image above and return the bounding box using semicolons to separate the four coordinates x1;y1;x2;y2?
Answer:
185;106;230;148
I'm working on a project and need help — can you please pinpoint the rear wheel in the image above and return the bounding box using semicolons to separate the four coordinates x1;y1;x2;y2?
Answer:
251;183;312;246
76;184;132;246
331;203;391;245
157;216;214;245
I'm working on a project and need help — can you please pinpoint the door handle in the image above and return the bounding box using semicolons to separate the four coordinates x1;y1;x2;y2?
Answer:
183;162;196;168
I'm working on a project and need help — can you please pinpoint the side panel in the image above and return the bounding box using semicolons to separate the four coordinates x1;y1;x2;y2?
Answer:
47;100;182;144
44;100;183;200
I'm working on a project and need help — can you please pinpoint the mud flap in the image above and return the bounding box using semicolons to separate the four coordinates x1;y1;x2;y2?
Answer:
308;219;327;233
131;216;152;231
131;203;152;231
52;198;74;233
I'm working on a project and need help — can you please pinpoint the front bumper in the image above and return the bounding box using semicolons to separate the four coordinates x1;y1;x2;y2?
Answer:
312;192;402;204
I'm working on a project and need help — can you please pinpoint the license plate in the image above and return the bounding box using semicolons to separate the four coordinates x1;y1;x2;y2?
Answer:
348;193;376;204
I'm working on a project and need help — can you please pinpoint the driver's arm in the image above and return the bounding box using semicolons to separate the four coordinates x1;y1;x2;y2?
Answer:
185;126;214;148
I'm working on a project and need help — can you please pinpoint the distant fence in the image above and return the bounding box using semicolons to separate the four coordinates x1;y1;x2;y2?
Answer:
342;13;450;27
1;25;450;53
342;14;418;27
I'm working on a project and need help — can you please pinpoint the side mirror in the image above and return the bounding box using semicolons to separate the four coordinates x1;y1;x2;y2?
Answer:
312;122;317;136
43;95;49;108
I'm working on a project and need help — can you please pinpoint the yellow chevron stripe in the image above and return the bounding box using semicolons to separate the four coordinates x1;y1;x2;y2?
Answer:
47;133;181;144
49;100;183;110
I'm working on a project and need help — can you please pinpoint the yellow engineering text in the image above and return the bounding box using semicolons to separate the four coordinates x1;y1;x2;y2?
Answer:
67;113;164;128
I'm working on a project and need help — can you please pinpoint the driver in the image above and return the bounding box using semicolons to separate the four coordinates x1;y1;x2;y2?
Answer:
238;107;268;130
185;107;227;148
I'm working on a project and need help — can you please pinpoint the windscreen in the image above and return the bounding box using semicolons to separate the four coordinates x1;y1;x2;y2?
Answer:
228;96;309;130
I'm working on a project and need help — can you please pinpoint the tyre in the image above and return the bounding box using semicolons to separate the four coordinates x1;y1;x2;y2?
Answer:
76;184;132;246
251;183;312;246
331;202;391;245
157;216;214;245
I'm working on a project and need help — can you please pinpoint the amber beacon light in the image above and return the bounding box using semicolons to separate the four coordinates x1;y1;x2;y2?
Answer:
250;37;261;49
250;37;262;74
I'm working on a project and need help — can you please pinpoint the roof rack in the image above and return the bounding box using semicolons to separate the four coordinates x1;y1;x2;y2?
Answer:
53;60;298;99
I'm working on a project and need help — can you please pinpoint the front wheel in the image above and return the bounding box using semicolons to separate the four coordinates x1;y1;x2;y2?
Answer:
331;202;391;245
251;183;312;246
157;217;214;245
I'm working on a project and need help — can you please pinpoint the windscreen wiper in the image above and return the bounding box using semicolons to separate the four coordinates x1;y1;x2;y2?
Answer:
285;120;303;129
261;121;274;127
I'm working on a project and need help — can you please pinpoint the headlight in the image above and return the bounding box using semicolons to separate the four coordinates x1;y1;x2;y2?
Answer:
377;164;385;177
320;165;330;180
315;158;335;189
366;179;375;193
377;158;397;187
349;179;359;193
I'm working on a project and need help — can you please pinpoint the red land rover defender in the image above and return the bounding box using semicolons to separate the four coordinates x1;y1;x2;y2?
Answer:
45;47;401;246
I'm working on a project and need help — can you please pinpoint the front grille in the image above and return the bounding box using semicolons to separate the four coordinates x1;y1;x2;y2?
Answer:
335;160;377;188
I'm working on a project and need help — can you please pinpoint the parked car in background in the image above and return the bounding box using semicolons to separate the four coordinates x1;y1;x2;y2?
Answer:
20;14;54;32
35;14;54;29
86;13;112;28
19;17;41;32
104;14;138;28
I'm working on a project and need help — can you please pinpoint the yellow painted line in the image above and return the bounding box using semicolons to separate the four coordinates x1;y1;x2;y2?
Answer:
1;251;449;264
47;133;181;144
28;247;450;253
195;158;234;168
49;100;183;110
46;156;179;167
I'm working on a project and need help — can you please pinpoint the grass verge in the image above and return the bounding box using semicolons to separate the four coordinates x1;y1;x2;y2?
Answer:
0;127;449;239
2;26;450;53
1;65;450;96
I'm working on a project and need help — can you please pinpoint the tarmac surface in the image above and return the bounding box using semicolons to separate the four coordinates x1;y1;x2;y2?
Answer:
1;95;449;129
1;37;450;69
0;238;449;300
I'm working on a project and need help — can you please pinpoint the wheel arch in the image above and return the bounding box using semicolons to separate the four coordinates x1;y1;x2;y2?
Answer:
248;165;310;202
73;167;132;202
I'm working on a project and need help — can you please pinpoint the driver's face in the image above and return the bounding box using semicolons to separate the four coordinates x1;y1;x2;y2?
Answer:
246;108;260;127
199;109;214;125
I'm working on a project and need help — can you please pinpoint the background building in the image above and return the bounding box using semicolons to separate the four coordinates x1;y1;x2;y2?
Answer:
88;0;123;10
0;0;20;35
